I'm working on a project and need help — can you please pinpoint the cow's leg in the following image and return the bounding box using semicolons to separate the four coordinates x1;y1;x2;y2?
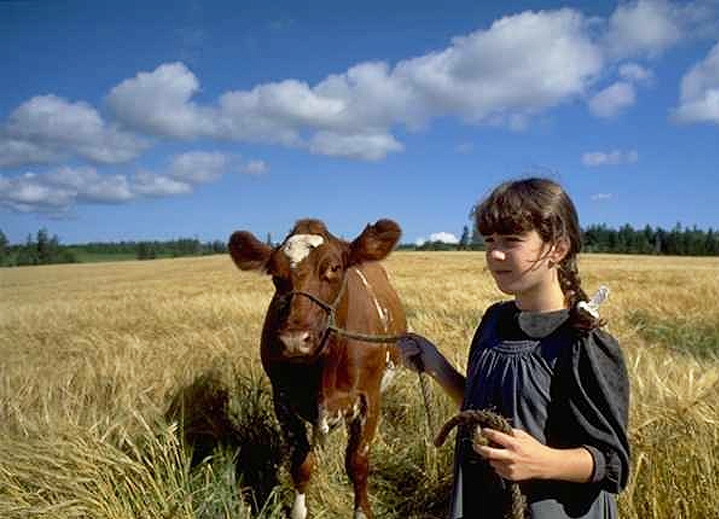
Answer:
273;395;314;519
345;394;379;519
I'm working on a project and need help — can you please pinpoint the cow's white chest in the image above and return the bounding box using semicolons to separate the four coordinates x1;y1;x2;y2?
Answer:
283;234;324;268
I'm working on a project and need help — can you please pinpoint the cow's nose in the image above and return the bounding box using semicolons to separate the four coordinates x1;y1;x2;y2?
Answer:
279;331;313;355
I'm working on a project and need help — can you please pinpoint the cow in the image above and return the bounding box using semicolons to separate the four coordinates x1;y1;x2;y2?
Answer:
228;218;407;519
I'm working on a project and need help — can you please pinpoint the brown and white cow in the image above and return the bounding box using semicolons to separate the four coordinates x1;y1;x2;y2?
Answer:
228;218;406;519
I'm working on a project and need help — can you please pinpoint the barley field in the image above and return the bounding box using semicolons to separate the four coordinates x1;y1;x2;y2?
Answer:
1;252;718;518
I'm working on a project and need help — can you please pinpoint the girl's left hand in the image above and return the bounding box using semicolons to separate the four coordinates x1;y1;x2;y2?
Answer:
474;428;553;481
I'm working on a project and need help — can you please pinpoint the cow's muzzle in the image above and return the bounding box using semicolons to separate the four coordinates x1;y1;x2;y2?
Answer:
278;330;319;357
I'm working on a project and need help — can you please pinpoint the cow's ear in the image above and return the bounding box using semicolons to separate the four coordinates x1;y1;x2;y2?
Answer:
228;231;272;272
348;219;401;265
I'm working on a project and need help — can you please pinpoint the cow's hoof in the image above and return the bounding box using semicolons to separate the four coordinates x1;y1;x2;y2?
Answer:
290;492;307;519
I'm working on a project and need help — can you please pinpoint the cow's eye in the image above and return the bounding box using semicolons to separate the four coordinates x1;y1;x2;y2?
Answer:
324;264;342;281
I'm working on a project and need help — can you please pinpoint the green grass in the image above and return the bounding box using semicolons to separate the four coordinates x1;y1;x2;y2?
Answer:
627;310;719;359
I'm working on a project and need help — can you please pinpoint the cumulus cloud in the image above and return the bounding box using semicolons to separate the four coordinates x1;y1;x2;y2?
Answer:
309;131;404;160
98;9;605;160
241;159;269;175
0;151;234;213
132;170;192;197
604;0;683;57
0;167;132;214
672;41;719;124
0;139;64;168
582;149;639;166
3;2;718;170
107;62;216;139
604;0;719;58
589;82;636;118
0;95;149;168
618;62;654;83
170;150;228;183
416;232;460;246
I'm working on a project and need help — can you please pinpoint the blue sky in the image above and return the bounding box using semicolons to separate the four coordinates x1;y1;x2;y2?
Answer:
1;0;718;246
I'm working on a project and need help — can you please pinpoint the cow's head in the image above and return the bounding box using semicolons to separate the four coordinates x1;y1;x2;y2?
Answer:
229;218;401;360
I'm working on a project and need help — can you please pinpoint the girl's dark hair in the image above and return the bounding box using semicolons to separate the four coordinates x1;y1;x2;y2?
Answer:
475;177;601;331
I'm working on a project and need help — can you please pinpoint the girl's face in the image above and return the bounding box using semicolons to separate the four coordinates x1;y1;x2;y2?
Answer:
483;229;567;309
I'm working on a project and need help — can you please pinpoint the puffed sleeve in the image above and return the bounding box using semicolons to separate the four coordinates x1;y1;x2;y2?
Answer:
550;328;631;493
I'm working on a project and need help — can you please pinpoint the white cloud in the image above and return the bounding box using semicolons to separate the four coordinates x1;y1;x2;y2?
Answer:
605;0;683;57
170;150;228;183
309;132;404;160
241;159;269;175
416;232;460;246
3;3;717;168
132;170;192;197
673;41;719;124
604;0;719;58
582;149;639;166
588;82;636;118
0;139;63;168
46;167;133;203
0;95;148;167
0;167;133;214
591;193;613;201
96;9;604;160
0;150;233;214
107;62;215;139
0;172;74;213
430;232;459;244
618;62;654;83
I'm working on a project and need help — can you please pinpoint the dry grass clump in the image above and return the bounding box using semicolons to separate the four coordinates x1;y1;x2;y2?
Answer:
1;252;718;518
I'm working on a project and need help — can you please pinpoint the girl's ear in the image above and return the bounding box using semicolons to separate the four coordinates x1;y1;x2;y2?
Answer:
550;237;570;264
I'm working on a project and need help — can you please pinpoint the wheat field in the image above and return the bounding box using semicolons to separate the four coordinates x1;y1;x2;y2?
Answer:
1;252;718;518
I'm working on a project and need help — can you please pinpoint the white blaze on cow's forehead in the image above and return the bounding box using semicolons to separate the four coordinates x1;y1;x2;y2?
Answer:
283;234;325;268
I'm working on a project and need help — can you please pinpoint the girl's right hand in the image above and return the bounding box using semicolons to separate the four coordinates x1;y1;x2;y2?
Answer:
397;333;444;374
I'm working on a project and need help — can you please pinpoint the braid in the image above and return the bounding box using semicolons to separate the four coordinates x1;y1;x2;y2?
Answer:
558;257;601;331
558;257;585;305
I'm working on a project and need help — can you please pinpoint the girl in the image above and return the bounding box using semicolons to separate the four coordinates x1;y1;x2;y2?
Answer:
398;178;630;518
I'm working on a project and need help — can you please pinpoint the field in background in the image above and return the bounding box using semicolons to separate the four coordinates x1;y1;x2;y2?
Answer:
1;252;718;518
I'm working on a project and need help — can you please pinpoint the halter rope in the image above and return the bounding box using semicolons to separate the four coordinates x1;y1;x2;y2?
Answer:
434;409;528;519
283;269;435;433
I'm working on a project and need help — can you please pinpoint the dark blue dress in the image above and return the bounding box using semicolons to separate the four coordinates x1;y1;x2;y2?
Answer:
450;302;630;518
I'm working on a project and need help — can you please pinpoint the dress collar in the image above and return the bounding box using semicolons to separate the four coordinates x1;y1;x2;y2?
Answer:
515;305;570;339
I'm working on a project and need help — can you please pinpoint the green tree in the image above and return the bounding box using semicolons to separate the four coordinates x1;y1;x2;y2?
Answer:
137;242;157;260
0;229;7;266
458;225;470;250
16;233;39;266
36;228;62;264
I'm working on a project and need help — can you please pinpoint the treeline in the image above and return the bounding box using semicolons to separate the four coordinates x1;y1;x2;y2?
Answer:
2;223;718;267
0;229;78;266
0;228;228;267
83;238;228;261
582;223;719;255
401;223;719;256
